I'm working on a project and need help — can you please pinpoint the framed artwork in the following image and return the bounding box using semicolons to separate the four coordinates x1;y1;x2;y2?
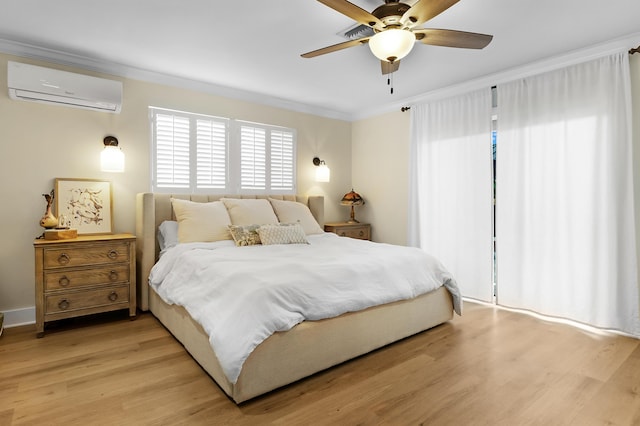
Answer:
55;178;113;234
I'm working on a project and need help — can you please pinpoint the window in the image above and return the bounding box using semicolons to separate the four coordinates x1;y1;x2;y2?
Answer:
151;108;296;194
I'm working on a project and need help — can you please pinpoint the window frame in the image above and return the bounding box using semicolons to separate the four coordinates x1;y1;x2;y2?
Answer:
150;107;296;195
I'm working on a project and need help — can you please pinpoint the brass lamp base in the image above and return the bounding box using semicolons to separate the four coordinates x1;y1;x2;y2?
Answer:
346;205;359;223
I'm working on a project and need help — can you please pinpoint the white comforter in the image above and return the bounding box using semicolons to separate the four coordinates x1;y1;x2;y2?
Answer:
149;232;460;384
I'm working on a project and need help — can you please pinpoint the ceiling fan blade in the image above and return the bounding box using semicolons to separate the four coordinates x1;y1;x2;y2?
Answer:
400;0;460;28
317;0;385;31
381;60;400;75
301;37;371;58
414;29;493;49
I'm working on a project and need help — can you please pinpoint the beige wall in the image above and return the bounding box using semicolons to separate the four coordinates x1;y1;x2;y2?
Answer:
351;111;411;245
0;53;352;319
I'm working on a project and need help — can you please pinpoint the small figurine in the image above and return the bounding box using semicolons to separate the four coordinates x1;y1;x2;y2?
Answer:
57;213;69;229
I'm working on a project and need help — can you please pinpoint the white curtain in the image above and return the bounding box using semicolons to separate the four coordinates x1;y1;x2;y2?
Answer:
408;88;494;302
496;52;639;335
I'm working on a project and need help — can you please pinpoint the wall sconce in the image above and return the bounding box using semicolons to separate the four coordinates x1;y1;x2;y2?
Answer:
101;135;125;172
313;157;330;182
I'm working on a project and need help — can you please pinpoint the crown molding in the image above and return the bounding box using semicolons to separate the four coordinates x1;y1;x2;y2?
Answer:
351;31;640;121
0;38;353;122
3;31;638;123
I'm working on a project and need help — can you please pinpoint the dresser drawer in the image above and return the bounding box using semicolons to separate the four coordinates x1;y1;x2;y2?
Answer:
44;264;130;291
324;223;371;241
45;284;129;314
43;242;130;269
337;226;370;240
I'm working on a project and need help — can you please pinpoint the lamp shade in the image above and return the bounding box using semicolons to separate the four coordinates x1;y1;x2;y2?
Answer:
101;146;125;172
368;29;415;62
341;189;364;206
101;136;124;172
313;157;331;182
316;163;330;182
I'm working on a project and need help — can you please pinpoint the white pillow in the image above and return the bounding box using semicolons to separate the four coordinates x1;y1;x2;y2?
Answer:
171;198;232;243
257;223;309;245
221;198;279;225
269;198;323;235
158;220;179;252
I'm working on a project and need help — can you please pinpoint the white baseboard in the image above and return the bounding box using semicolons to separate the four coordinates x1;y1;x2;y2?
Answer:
2;306;36;328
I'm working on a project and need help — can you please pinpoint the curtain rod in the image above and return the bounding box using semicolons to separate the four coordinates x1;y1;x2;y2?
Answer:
400;50;639;113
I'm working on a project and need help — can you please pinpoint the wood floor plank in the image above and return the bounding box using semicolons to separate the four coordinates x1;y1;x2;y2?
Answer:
0;303;638;425
570;345;640;426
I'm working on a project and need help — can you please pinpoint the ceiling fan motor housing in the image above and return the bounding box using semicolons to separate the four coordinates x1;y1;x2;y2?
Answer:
372;2;411;28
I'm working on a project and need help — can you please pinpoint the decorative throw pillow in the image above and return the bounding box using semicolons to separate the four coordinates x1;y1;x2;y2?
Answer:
257;223;309;245
228;224;262;246
268;198;324;235
221;198;279;225
171;198;232;243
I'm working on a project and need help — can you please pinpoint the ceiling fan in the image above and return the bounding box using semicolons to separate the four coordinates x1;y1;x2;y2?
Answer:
301;0;493;75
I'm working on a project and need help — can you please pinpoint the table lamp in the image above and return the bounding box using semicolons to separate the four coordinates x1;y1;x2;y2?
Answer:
341;189;364;223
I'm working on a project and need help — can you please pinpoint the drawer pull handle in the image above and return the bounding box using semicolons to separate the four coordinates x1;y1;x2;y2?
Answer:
107;250;119;260
108;292;118;302
58;299;70;310
58;253;70;265
109;270;118;281
359;230;364;236
59;276;70;287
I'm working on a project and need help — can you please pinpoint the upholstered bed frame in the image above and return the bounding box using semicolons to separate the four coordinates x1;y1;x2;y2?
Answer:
135;193;454;403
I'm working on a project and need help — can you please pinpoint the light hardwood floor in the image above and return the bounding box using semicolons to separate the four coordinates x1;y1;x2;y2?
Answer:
1;302;639;425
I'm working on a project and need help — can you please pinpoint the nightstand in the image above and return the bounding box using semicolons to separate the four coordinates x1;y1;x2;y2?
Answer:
324;222;371;241
34;234;136;337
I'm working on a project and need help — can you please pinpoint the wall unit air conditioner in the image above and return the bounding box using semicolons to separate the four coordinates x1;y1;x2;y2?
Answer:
7;61;123;113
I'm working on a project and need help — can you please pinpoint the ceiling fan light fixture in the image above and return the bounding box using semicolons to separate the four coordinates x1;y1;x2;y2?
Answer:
368;29;415;62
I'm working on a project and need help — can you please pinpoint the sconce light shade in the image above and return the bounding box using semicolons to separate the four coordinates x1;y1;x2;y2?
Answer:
313;157;330;182
101;136;124;172
369;29;415;62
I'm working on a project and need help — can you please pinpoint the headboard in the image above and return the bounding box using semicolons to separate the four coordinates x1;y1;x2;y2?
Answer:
135;193;324;311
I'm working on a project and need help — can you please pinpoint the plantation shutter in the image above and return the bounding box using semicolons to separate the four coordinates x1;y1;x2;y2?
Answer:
154;113;190;188
196;119;227;189
270;129;294;191
240;125;267;190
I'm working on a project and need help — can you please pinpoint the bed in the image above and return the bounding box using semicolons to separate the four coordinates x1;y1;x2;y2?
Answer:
136;193;459;403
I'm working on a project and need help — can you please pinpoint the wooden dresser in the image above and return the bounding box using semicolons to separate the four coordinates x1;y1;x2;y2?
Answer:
324;222;371;241
34;234;136;337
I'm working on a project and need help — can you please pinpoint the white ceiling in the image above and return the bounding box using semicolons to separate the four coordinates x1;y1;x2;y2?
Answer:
1;0;639;120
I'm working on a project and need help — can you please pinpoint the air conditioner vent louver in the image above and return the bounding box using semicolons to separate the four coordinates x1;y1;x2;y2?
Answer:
7;61;123;113
339;24;375;40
